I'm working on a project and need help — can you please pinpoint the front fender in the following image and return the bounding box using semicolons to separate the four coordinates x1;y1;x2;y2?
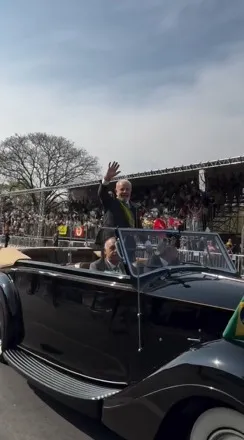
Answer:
103;339;244;440
0;272;19;315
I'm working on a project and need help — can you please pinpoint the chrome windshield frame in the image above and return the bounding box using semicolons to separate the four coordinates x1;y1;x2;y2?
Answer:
117;228;237;278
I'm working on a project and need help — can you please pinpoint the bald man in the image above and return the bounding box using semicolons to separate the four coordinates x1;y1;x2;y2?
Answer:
96;162;142;245
90;237;125;273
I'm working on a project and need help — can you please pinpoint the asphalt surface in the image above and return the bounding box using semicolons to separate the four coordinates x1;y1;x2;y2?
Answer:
0;362;122;440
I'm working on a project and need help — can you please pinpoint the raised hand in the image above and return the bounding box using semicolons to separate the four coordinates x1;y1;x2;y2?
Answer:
104;161;121;182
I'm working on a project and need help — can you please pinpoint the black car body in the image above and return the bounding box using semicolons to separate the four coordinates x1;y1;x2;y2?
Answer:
1;228;244;440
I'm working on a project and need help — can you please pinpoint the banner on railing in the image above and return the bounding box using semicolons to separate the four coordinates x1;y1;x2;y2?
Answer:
74;226;85;238
58;225;68;236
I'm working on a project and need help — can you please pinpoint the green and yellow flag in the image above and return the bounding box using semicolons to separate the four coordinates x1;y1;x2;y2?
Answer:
223;296;244;341
119;201;135;228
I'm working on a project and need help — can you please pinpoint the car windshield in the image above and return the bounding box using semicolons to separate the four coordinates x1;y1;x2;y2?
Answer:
117;228;236;277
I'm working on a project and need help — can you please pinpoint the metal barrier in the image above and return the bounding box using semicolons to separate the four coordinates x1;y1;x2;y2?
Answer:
232;254;244;276
3;234;244;277
1;235;93;249
136;247;229;271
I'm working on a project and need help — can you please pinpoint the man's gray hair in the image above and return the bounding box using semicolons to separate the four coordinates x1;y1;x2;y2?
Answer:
116;179;132;188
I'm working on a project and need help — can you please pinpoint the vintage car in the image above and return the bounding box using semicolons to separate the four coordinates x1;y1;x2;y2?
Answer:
0;228;244;440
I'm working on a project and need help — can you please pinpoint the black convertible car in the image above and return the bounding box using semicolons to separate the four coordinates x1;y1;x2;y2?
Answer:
0;228;244;440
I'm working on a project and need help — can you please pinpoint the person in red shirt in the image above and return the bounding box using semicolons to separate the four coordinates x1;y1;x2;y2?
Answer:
153;217;167;230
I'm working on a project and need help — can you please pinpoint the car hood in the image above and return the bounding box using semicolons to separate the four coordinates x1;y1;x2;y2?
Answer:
144;271;244;311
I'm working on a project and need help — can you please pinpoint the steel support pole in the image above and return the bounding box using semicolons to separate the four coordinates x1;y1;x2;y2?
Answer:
37;190;45;237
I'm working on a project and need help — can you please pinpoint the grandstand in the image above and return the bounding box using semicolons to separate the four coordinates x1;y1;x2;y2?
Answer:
69;155;244;236
1;155;244;239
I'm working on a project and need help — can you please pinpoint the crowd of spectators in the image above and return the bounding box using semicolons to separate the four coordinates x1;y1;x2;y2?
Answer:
1;171;244;240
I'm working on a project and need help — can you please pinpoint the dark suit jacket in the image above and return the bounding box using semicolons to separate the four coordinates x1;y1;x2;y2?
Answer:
145;253;180;273
145;254;165;272
90;258;125;273
96;182;142;245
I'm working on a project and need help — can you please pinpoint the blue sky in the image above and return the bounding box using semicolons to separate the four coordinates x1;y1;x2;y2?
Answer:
0;0;244;174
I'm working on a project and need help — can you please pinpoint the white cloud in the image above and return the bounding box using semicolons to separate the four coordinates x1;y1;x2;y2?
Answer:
0;46;243;176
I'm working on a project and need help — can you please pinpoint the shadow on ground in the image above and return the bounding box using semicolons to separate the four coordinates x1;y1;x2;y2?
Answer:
32;387;123;440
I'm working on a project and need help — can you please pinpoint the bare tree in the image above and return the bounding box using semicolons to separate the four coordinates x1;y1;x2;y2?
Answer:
0;133;101;212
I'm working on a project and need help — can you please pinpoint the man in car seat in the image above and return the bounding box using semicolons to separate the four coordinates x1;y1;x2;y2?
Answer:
145;240;179;272
90;237;125;274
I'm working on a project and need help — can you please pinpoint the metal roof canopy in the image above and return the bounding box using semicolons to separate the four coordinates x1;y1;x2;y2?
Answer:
1;155;244;197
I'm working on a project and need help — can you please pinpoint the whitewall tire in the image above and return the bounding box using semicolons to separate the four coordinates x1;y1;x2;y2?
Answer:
190;407;244;440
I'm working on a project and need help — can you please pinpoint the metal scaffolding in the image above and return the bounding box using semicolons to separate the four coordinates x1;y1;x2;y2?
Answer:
0;155;243;197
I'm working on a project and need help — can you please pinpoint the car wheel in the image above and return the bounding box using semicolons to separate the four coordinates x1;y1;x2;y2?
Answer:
189;407;244;440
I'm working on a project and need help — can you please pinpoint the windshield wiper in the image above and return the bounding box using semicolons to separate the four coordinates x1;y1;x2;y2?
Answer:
146;268;191;289
160;270;191;288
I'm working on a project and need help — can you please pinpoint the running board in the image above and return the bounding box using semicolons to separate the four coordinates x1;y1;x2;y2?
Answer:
3;348;121;418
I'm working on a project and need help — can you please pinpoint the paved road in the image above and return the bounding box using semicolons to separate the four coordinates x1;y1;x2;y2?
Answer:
0;363;122;440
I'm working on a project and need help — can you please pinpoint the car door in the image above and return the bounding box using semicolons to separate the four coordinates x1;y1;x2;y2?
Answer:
11;261;138;384
129;291;230;382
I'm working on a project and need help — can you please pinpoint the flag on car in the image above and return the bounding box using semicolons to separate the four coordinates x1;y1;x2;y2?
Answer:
223;296;244;341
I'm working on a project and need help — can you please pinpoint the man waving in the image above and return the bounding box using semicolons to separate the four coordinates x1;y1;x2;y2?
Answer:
96;161;142;244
